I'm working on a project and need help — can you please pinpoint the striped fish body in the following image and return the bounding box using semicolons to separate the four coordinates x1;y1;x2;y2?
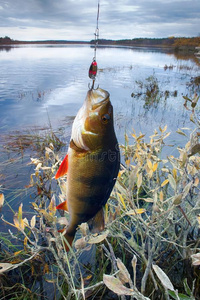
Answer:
56;88;120;250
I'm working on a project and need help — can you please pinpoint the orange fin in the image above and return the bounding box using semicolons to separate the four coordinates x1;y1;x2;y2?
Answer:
88;207;105;234
55;154;68;179
63;232;75;252
58;228;66;233
56;200;68;211
58;228;75;251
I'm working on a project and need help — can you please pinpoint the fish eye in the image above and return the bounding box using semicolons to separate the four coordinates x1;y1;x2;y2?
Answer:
101;113;110;124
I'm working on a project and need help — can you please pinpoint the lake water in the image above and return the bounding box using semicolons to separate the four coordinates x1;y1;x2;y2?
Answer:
0;44;199;226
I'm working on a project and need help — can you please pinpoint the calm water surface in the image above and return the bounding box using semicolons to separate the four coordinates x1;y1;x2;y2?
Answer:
0;45;199;225
0;45;199;138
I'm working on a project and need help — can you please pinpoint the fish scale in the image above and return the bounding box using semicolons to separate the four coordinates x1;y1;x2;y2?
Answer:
55;87;120;251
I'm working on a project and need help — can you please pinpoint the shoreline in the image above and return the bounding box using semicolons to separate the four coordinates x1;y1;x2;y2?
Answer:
1;37;200;53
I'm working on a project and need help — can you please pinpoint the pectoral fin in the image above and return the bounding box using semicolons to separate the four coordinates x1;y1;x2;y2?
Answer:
88;207;105;233
56;200;68;211
55;154;68;179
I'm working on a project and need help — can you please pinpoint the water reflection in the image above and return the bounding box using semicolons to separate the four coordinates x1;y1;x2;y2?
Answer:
0;46;12;52
172;51;200;66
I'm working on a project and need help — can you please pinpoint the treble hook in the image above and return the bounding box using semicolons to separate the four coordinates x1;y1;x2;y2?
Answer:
88;80;99;90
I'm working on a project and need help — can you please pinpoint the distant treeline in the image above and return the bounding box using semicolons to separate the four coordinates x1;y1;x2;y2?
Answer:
1;36;200;52
0;36;89;45
93;37;200;51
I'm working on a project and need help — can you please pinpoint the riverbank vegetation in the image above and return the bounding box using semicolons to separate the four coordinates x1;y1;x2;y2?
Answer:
0;88;199;299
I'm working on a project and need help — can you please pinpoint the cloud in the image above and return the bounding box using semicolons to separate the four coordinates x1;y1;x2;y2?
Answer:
0;0;199;40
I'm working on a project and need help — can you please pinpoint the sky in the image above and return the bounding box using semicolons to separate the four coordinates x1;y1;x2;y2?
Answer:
0;0;200;41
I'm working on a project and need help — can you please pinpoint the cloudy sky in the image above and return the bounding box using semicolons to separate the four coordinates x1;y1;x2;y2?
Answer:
0;0;199;41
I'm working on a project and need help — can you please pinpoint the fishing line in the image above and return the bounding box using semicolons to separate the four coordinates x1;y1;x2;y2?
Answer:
88;0;100;88
94;0;100;61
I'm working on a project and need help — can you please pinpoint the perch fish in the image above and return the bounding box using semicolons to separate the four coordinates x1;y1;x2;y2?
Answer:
55;87;120;251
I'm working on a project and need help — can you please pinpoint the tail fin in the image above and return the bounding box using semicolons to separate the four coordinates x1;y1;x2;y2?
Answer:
63;231;75;252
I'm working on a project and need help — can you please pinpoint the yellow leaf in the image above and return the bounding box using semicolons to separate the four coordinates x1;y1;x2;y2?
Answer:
18;203;23;224
48;195;56;216
125;159;130;167
172;168;177;180
43;263;49;274
105;203;109;224
181;151;188;167
14;250;23;256
24;236;28;248
148;170;153;178
194;177;199;187
31;202;39;210
152;162;158;172
83;274;93;281
163;125;167;133
137;173;143;189
125;133;129;144
117;193;126;209
137;134;145;141
163;132;171;139
20;219;25;231
13;213;20;230
161;179;169;187
126;208;146;216
176;129;187;136
159;191;164;202
39;209;55;223
0;193;5;210
147;159;153;170
118;170;125;178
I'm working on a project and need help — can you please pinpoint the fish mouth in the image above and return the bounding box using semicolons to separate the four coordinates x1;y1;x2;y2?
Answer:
88;88;110;110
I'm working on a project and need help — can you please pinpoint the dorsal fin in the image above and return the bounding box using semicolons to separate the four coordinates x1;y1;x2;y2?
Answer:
55;154;68;179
